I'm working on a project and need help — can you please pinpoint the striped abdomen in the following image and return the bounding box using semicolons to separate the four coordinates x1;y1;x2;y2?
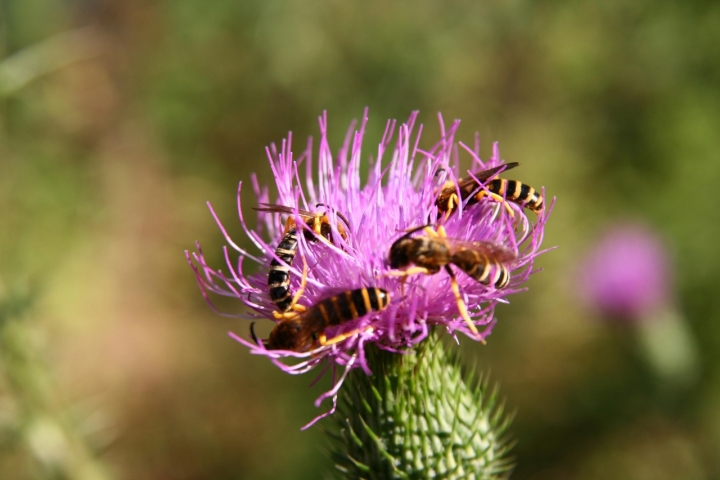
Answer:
268;229;298;311
451;250;511;289
485;179;544;213
302;287;390;334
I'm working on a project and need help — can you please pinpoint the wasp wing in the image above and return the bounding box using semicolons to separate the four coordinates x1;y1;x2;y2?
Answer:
472;162;520;182
444;238;517;263
253;203;316;217
443;163;521;196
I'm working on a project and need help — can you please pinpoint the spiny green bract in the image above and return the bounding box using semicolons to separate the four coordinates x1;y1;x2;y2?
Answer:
328;331;514;479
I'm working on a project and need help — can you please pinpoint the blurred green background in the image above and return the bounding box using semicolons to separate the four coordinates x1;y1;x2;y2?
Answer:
2;0;720;478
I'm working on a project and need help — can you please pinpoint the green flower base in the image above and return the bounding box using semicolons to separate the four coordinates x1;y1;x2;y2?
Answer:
330;329;513;479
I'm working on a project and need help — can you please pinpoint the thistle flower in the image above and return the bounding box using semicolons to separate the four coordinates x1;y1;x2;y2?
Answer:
578;223;698;387
578;223;671;320
187;109;552;428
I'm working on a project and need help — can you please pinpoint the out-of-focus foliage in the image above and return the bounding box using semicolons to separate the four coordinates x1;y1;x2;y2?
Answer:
0;286;115;480
1;0;719;478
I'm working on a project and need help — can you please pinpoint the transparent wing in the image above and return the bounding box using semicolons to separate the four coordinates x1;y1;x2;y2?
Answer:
443;162;520;196
444;238;517;263
472;162;520;182
253;203;316;218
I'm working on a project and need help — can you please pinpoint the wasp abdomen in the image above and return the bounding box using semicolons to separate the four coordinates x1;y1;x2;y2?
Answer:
452;250;511;289
305;288;389;331
494;267;510;289
268;229;299;311
487;179;544;213
273;231;299;261
265;287;390;351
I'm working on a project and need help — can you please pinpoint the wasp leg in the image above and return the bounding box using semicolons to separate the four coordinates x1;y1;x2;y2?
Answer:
282;216;298;235
309;214;336;246
383;266;434;277
289;254;309;310
311;214;322;235
445;265;486;344
423;226;439;238
319;326;375;347
383;266;433;297
443;193;459;221
475;191;515;218
422;224;449;240
273;310;302;320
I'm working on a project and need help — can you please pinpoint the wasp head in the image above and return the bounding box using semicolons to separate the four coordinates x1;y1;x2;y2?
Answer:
388;237;415;269
266;318;305;351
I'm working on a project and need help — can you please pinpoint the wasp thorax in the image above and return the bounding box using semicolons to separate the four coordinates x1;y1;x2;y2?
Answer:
412;238;450;266
303;214;348;244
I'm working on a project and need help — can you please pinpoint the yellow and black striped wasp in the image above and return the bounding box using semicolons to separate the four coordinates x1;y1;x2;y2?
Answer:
386;224;516;338
254;203;349;318
436;162;543;220
251;287;390;351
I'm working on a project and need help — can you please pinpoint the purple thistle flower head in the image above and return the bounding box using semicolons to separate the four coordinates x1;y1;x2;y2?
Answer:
578;223;672;320
187;109;553;427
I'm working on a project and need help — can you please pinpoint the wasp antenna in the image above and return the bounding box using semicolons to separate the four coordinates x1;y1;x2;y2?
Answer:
396;223;434;238
335;211;350;229
250;322;261;346
316;203;350;229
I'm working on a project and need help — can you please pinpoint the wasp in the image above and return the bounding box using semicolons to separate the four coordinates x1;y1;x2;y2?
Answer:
386;225;516;338
254;203;350;317
251;287;390;351
436;162;543;220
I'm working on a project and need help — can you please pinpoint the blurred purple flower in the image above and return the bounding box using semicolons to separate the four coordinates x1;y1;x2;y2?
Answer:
579;223;671;320
187;110;552;427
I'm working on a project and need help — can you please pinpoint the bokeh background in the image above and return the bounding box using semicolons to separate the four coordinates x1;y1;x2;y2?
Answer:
2;0;720;478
